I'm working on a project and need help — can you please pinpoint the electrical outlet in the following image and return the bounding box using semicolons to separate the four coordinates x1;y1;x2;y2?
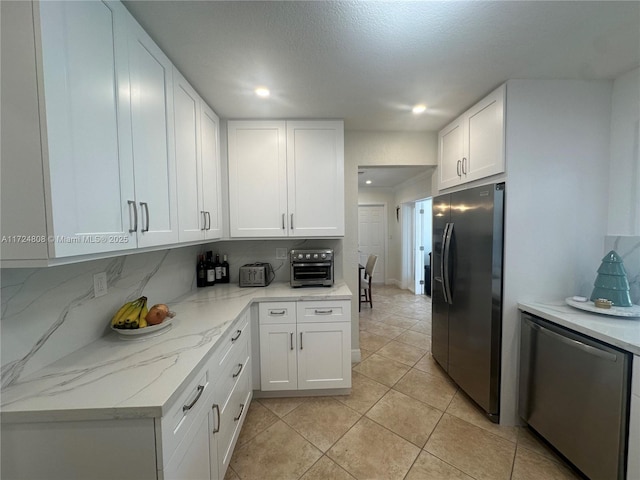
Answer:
93;272;108;297
276;248;288;260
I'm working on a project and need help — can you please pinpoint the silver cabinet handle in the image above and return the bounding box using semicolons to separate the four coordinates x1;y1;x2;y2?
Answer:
128;200;138;233
206;211;211;230
290;332;294;350
234;403;245;422
232;363;243;378
183;384;204;412
461;157;468;175
269;310;286;316
140;202;150;232
201;211;207;231
300;332;303;350
282;213;285;230
231;329;242;342
314;309;333;315
456;159;461;177
212;403;220;433
290;213;294;230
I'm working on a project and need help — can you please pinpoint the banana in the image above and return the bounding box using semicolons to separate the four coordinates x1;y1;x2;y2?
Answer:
138;298;149;329
113;297;146;329
111;300;135;326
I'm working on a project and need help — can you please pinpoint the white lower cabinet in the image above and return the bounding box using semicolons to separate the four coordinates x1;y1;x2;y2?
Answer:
163;310;252;480
628;355;640;480
259;301;351;392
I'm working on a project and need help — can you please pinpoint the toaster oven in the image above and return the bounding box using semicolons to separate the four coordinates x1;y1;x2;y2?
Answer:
290;249;334;287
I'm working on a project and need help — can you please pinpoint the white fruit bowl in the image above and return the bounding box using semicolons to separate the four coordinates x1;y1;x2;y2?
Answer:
111;317;174;338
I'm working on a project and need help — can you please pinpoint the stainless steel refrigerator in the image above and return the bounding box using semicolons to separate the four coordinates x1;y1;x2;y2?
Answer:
432;182;504;422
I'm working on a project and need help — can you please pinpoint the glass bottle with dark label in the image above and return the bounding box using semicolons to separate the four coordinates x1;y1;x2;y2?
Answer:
221;254;230;283
205;251;215;286
196;255;207;288
214;253;222;282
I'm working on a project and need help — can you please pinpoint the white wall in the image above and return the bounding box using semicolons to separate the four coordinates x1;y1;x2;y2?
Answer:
608;67;640;236
500;79;612;425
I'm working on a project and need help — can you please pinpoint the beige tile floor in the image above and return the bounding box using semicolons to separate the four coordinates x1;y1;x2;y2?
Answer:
226;285;582;480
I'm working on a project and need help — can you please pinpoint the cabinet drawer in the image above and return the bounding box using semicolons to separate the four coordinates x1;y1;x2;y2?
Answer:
215;336;250;414
216;356;251;478
160;368;211;465
259;302;296;325
296;301;350;323
215;309;250;370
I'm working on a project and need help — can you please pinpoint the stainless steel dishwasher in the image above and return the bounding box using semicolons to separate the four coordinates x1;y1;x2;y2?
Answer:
519;312;632;480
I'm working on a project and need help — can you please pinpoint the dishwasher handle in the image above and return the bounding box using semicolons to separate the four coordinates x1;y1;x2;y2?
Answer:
524;318;618;362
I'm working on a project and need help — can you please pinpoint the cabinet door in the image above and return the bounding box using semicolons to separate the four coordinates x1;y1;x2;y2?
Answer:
228;121;287;237
259;323;297;391
127;20;178;247
465;84;505;183
164;412;212;480
297;322;351;390
38;1;136;257
438;118;464;190
174;69;204;243
287;121;344;237
200;104;223;240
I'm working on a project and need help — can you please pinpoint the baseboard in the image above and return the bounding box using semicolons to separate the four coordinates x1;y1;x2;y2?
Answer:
351;348;361;364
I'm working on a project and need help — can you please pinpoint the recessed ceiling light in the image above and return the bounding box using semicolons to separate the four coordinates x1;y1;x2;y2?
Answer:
255;87;270;98
365;180;372;185
412;104;427;114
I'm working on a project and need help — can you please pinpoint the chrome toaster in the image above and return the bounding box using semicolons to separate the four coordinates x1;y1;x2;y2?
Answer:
239;263;274;287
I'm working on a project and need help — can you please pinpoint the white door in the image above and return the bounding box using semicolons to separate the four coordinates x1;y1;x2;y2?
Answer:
173;69;203;243
128;20;178;247
200;104;223;240
39;0;136;257
227;121;287;237
358;205;385;284
438;119;464;190
287;121;344;237
297;322;351;390
259;324;297;391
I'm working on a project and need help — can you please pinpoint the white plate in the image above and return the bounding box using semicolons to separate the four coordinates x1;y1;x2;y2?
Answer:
565;297;640;318
111;317;174;338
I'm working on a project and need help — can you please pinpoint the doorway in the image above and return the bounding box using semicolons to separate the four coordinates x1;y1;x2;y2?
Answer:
358;204;385;284
413;198;432;295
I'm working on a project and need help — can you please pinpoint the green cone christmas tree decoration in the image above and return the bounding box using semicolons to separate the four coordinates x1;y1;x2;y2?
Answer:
590;250;632;307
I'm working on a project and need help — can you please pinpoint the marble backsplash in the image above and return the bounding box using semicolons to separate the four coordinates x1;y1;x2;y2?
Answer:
1;239;343;386
604;235;640;305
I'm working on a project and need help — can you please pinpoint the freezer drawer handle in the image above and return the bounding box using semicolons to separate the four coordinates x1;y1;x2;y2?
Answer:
526;319;617;362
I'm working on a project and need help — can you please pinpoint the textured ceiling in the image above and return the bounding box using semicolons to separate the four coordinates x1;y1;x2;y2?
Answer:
123;1;639;132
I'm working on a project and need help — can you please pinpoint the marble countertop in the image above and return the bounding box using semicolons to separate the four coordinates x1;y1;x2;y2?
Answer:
0;282;352;424
518;300;640;356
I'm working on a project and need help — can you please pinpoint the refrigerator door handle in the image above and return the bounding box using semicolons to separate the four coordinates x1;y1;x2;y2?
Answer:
443;222;454;305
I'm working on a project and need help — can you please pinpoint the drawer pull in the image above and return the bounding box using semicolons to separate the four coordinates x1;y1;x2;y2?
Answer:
234;403;245;422
212;403;220;434
232;363;243;378
290;332;294;350
314;309;333;315
231;329;242;342
183;385;205;412
270;310;286;316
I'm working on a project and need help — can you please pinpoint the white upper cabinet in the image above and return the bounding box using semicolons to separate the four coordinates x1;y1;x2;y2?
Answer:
0;1;218;266
286;121;345;237
200;104;223;240
228;121;288;237
1;1;137;262
174;70;223;243
127;18;178;248
227;120;344;238
438;84;506;190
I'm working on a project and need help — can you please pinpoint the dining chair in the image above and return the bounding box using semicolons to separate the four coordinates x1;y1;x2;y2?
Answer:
360;254;378;311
